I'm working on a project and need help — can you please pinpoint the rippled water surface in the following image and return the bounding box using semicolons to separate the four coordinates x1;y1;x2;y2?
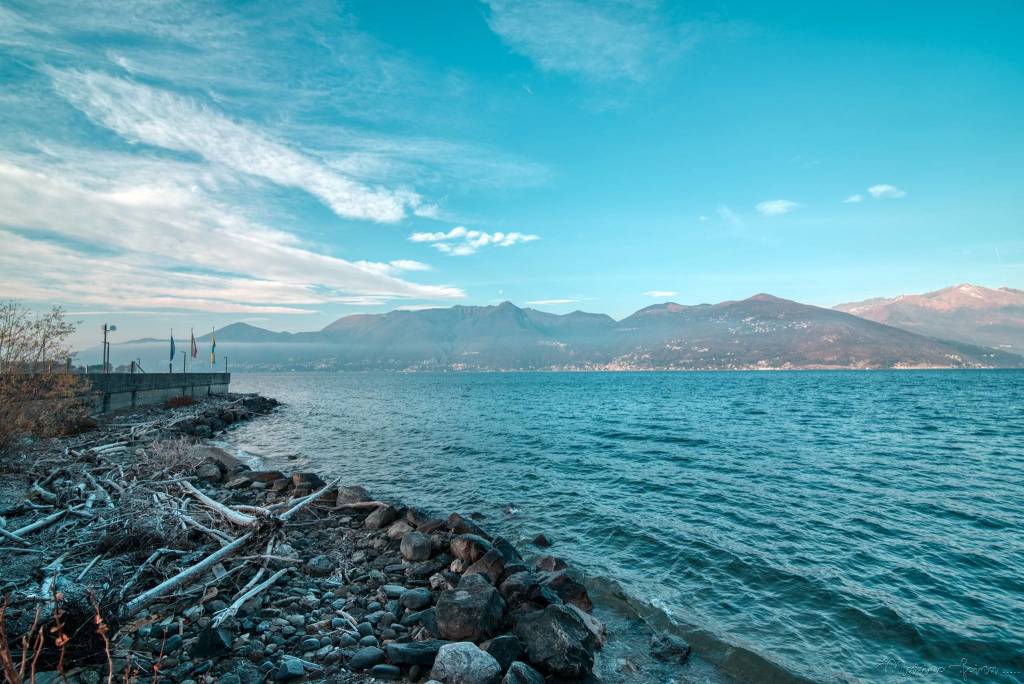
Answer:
224;371;1024;683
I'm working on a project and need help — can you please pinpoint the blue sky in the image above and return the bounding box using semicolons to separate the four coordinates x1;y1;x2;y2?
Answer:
1;0;1022;349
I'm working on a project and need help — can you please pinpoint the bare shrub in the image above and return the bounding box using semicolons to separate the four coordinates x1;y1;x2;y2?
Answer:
0;302;85;452
165;395;195;408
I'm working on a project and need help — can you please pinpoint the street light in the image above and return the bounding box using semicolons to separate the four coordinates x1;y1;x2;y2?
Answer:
102;324;118;373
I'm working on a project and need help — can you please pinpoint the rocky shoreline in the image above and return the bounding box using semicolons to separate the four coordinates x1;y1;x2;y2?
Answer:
0;394;691;683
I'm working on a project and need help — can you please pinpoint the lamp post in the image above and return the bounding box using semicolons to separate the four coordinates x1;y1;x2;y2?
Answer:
102;324;117;373
224;355;229;373
179;350;187;374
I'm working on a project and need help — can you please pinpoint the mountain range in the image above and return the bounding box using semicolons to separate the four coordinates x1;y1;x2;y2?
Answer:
835;283;1024;351
100;288;1024;371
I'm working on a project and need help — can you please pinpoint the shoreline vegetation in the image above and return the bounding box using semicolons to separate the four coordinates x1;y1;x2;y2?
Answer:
0;394;684;683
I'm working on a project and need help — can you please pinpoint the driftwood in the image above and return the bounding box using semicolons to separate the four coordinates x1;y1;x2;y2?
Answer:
179;481;258;527
212;567;288;627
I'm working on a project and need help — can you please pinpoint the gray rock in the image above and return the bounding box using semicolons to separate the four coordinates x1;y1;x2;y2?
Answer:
370;664;402;680
539;571;592;612
358;634;379;647
450;534;492;564
490;537;523;564
387;519;416;540
534;556;567;572
381;584;407;598
274;656;304;681
513;604;597;678
303;554;334;577
401;531;433;561
386;639;449;666
567;604;606;646
301;637;321;651
190;626;231;658
650;633;691;663
195;462;222;482
365;505;400;530
436;574;505;642
464;548;505;585
501;661;544;684
349;646;385;670
481;634;523;672
400;587;433;611
530;534;552;548
447;513;491;540
336;485;371;505
430;642;502;684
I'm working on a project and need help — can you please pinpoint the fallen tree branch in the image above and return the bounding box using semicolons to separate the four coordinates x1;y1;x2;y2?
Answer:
123;532;254;618
179;481;258;527
212;568;287;627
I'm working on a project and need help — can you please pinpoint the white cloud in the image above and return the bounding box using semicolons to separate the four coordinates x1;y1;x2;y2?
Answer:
643;290;678;298
482;0;697;82
843;194;863;203
699;215;709;222
526;299;576;305
755;199;801;216
389;259;431;272
0;156;464;312
867;184;906;199
409;226;539;256
49;69;428;223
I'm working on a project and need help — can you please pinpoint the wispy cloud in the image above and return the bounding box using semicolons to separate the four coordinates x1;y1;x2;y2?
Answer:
49;69;426;223
409;226;539;256
526;298;576;305
643;290;678;298
868;183;907;199
389;259;431;272
756;199;801;216
843;194;863;203
717;205;743;226
482;0;699;82
0;156;464;312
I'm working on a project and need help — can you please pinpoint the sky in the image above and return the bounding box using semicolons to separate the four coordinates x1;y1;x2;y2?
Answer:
1;0;1022;350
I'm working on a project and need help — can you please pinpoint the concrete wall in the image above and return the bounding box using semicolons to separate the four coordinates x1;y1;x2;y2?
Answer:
81;372;230;414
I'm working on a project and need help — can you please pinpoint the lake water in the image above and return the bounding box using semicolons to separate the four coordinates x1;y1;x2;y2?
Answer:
223;371;1024;683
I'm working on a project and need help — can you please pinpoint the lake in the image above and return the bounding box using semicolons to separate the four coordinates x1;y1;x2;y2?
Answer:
222;370;1024;683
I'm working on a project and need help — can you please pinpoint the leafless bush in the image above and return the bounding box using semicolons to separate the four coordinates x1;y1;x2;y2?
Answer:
165;395;195;409
0;302;86;452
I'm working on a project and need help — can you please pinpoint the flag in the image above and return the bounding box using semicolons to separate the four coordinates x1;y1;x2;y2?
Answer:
190;329;198;359
169;331;176;361
210;329;216;366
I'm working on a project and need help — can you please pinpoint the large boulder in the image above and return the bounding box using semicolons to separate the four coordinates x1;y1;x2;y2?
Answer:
464;548;505;585
490;537;523;564
447;513;491;539
513;604;597;678
401;531;433;561
436;574;505;642
501;661;544;684
480;634;523;672
539;571;593;612
365;505;401;530
429;642;502;684
336;485;371;505
451;534;492;564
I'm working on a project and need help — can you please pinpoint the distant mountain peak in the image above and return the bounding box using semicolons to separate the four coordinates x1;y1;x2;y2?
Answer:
746;293;789;303
835;283;1024;351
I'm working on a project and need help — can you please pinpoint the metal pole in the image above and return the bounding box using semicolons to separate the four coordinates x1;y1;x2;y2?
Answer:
102;324;108;373
225;355;228;373
180;350;186;374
